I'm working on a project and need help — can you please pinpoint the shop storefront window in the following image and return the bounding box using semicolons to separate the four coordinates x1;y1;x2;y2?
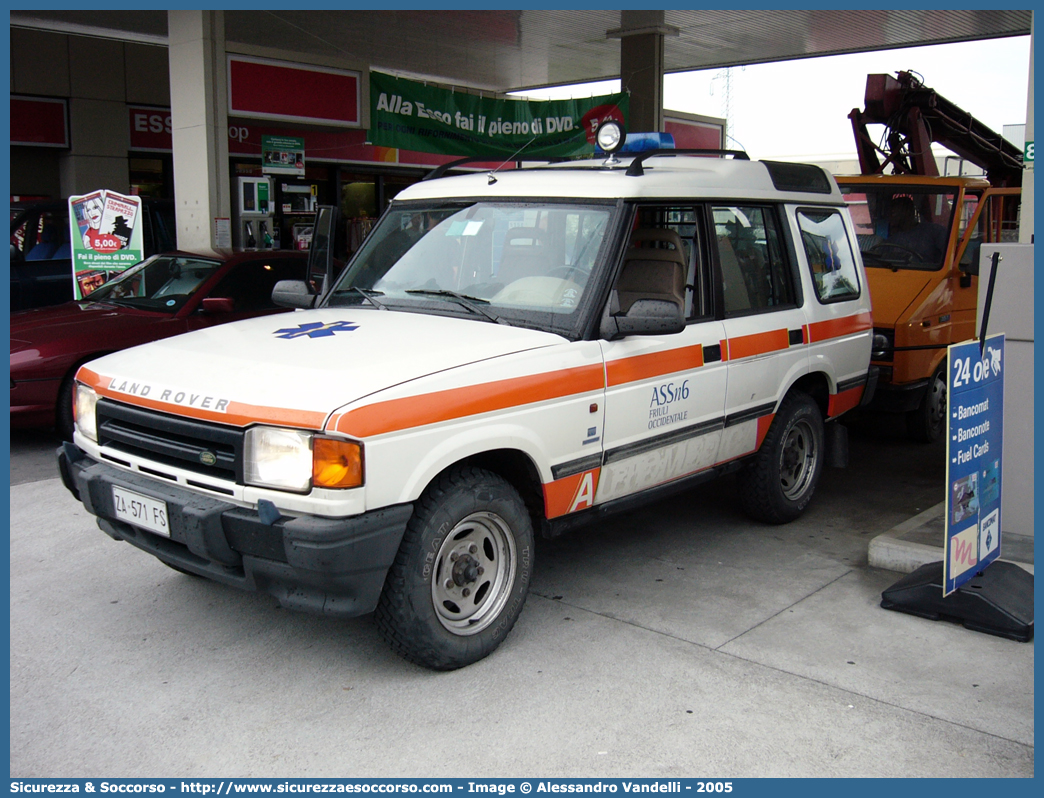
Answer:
129;157;171;198
342;176;378;254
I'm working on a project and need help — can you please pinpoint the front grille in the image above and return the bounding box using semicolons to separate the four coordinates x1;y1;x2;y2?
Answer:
96;399;245;483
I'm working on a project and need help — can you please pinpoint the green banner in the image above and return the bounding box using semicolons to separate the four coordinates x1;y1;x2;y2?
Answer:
369;71;629;159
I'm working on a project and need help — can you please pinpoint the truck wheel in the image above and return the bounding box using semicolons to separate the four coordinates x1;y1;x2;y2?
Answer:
738;390;824;524
907;364;947;443
375;466;533;670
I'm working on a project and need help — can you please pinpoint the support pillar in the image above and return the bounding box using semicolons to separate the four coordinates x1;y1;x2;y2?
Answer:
1019;25;1033;244
59;36;131;197
168;10;231;255
610;11;678;133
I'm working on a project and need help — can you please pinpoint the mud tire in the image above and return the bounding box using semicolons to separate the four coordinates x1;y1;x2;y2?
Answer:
375;466;534;670
738;390;824;524
906;363;947;444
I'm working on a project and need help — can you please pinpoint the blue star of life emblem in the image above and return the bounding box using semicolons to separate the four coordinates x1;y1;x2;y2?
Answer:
274;321;360;339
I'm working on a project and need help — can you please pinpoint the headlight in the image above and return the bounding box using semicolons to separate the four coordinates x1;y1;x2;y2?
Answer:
244;427;364;493
245;427;314;492
74;383;99;442
871;329;894;361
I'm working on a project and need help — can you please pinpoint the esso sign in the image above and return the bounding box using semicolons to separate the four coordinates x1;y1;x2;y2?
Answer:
128;107;173;151
132;111;171;135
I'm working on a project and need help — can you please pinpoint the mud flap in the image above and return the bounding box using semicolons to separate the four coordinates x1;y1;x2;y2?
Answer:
824;421;849;468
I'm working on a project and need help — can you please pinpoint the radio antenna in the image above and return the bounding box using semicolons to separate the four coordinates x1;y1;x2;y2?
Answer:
487;135;540;185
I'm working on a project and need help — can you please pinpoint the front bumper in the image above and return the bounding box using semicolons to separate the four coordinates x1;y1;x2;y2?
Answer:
59;444;413;618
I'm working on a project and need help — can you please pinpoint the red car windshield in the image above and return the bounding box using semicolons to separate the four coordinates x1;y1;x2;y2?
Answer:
87;255;222;312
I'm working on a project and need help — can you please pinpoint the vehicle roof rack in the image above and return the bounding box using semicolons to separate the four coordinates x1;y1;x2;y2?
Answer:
423;155;569;181
624;148;749;177
423;148;752;182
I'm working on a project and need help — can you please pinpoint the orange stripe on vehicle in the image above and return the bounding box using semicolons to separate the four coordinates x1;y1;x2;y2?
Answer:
77;367;112;391
807;312;873;343
543;468;601;519
78;367;328;430
755;413;776;450
727;328;791;360
828;385;864;418
334;364;606;438
606;344;704;387
719;338;729;362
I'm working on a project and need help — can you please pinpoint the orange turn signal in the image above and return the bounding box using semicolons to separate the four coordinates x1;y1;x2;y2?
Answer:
312;437;364;489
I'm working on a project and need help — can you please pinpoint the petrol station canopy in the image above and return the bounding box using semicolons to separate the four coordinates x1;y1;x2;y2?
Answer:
10;9;1033;93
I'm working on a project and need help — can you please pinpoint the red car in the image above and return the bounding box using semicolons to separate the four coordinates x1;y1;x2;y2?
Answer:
11;250;308;438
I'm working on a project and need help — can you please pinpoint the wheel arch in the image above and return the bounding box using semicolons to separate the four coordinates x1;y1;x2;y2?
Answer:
382;427;550;527
926;347;949;377
455;449;546;526
63;352;115;387
787;371;830;419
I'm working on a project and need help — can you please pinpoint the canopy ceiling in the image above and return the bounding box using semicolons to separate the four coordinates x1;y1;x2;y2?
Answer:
11;9;1033;92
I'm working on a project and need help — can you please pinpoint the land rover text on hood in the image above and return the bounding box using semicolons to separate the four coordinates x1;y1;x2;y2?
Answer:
60;129;874;670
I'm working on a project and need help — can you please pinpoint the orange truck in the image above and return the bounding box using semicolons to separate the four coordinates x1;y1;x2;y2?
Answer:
836;71;1023;442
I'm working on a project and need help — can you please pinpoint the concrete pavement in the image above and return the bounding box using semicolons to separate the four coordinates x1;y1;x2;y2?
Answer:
7;419;1034;777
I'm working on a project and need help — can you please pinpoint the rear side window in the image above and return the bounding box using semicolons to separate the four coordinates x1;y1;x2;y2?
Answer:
712;205;794;316
797;209;861;302
14;209;71;260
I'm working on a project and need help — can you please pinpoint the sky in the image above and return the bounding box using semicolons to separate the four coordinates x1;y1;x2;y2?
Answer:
514;35;1032;162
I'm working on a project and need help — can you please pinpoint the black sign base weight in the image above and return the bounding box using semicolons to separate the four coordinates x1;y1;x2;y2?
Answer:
881;560;1033;642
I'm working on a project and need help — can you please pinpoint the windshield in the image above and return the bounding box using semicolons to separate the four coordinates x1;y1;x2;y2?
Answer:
840;185;957;271
326;201;615;334
86;255;222;312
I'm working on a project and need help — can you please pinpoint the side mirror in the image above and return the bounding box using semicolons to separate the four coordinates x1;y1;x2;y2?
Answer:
599;295;685;340
272;279;317;309
200;297;235;314
958;240;981;288
306;206;339;299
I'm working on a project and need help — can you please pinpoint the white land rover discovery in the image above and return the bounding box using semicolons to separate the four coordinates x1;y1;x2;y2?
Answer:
60;128;874;670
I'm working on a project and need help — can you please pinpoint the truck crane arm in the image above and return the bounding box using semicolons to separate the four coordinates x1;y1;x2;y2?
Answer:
849;70;1023;187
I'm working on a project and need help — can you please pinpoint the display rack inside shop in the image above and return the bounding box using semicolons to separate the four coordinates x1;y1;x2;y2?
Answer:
349;217;376;252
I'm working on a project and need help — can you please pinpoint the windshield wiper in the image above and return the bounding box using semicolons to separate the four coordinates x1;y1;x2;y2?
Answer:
344;286;389;310
405;289;502;324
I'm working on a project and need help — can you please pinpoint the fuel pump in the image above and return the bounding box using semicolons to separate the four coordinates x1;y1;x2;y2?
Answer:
235;176;275;250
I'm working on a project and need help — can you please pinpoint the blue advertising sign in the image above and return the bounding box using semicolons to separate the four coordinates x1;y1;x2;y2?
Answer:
944;334;1004;595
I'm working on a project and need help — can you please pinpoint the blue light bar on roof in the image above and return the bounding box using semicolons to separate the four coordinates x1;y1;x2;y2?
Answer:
596;132;675;154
